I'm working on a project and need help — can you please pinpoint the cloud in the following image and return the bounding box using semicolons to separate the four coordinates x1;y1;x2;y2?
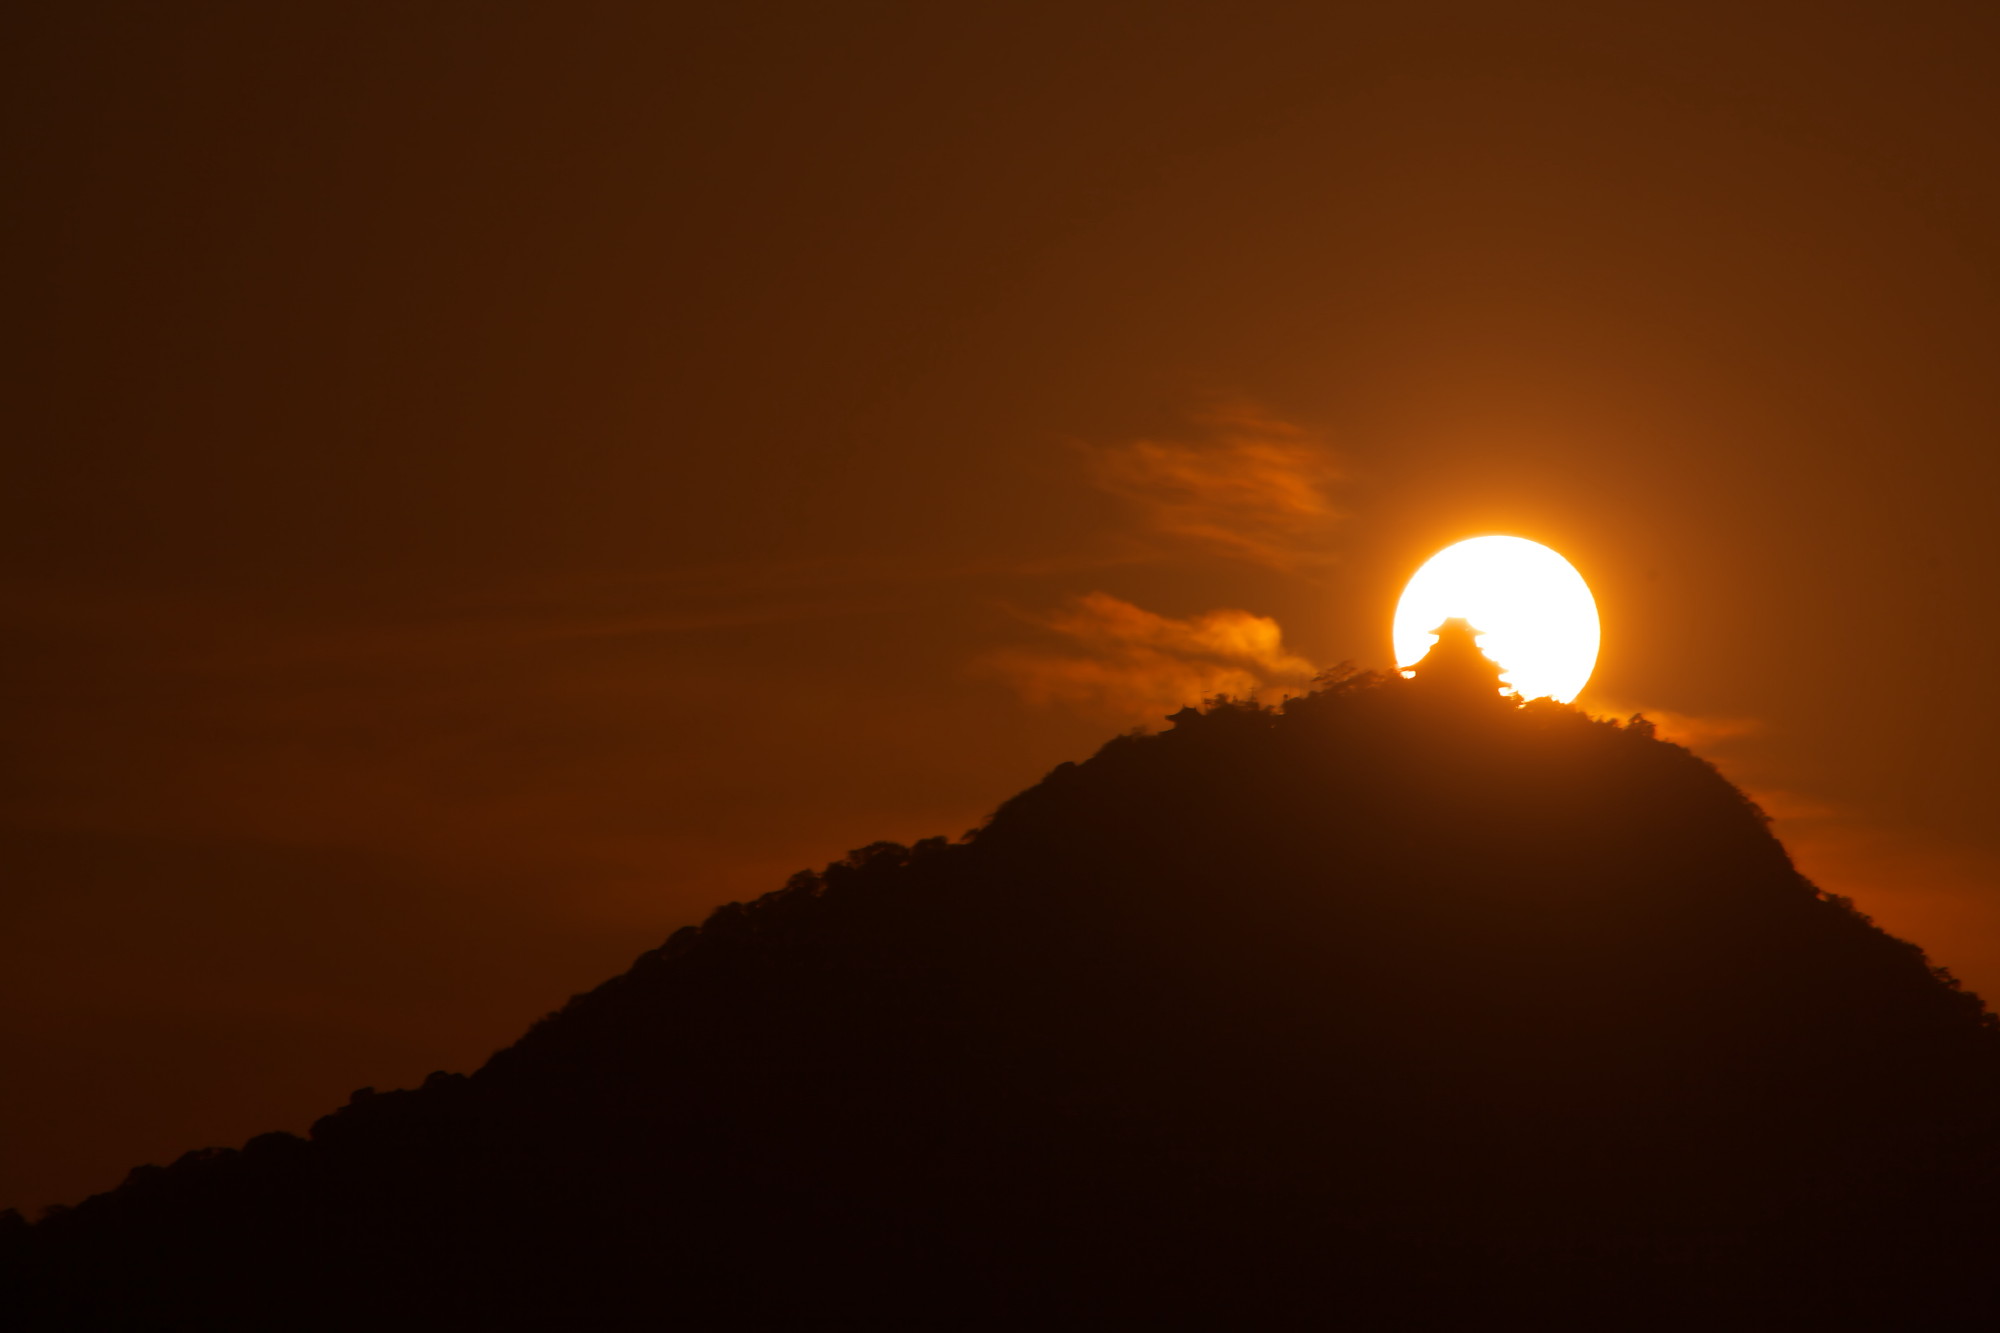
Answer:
1083;407;1341;571
1607;706;1763;751
981;592;1318;722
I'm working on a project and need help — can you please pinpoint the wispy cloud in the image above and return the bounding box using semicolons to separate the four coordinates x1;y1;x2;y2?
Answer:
1623;708;1764;751
980;591;1318;723
1082;406;1341;571
0;549;1153;678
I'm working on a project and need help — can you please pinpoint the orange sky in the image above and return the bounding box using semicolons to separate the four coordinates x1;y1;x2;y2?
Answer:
8;1;2000;1214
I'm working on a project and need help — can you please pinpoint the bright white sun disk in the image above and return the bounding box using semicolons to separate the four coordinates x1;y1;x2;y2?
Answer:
1392;536;1600;703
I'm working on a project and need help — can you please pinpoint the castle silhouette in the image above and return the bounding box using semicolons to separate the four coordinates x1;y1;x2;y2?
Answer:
1407;616;1508;699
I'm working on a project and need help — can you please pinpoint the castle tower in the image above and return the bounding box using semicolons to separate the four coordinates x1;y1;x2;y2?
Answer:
1406;617;1508;701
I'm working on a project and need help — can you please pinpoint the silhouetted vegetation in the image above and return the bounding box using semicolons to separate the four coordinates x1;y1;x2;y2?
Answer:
8;670;2000;1328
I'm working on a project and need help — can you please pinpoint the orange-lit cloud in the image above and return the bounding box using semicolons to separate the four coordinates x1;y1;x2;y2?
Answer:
1612;706;1764;751
1084;407;1341;571
982;591;1317;722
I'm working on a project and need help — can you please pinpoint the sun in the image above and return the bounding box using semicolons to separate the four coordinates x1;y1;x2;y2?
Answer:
1392;536;1600;703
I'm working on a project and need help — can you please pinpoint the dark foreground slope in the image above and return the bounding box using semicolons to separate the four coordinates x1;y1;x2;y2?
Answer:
9;676;2000;1329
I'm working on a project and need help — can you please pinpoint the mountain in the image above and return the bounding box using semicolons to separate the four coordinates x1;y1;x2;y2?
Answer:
8;670;2000;1329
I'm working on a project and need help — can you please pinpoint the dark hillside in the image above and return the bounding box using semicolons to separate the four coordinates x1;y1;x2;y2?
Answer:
9;672;2000;1328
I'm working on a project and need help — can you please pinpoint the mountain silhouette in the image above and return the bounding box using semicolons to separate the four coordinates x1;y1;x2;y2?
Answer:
8;669;2000;1329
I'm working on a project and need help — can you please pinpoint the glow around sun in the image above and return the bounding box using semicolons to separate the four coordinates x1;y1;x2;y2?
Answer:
1392;536;1600;703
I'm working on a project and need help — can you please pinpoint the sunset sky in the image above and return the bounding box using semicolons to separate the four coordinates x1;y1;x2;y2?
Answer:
9;2;2000;1214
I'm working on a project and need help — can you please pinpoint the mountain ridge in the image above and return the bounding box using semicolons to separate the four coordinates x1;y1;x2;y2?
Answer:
9;671;2000;1328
